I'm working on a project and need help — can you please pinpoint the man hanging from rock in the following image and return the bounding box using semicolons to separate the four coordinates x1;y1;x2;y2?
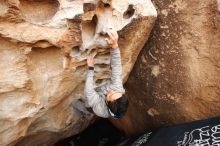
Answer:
83;29;129;119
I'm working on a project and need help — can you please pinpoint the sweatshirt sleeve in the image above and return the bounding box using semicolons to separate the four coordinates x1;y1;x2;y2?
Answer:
84;69;110;118
110;48;125;93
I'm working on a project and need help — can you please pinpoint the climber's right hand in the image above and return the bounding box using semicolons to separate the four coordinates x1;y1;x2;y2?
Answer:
105;29;119;49
87;55;94;67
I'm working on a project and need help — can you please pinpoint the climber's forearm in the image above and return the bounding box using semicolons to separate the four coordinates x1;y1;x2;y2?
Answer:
85;69;95;93
85;68;99;106
110;48;123;87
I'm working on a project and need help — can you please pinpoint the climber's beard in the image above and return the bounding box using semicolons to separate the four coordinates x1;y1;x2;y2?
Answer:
106;90;122;102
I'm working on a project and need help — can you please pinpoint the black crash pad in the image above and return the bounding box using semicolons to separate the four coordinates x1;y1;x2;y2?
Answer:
139;117;220;146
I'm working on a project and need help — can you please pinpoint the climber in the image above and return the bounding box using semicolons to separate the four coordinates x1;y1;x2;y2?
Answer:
84;29;129;119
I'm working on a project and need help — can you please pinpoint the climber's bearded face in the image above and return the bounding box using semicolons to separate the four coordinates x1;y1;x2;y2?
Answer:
106;90;123;102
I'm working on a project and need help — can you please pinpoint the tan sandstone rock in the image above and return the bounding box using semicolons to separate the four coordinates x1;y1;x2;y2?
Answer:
111;0;220;135
0;0;157;145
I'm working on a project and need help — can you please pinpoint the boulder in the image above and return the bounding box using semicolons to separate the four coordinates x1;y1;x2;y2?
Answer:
0;0;157;145
111;0;220;135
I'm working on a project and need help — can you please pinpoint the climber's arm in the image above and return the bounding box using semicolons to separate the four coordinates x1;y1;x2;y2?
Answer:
85;68;100;107
85;56;110;118
109;48;124;90
105;30;125;92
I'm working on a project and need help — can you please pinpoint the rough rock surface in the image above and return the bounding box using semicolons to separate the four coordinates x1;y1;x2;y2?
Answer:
0;0;156;145
111;0;220;135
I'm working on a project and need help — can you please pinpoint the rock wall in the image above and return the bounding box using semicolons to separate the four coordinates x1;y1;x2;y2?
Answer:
0;0;156;145
111;0;220;135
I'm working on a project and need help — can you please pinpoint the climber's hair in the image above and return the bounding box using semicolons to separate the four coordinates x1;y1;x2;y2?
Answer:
107;96;129;119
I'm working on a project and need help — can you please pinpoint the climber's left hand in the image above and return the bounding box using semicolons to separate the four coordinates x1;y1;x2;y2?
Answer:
87;55;94;67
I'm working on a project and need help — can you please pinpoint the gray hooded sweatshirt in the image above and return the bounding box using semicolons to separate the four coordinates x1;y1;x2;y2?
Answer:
84;48;125;118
